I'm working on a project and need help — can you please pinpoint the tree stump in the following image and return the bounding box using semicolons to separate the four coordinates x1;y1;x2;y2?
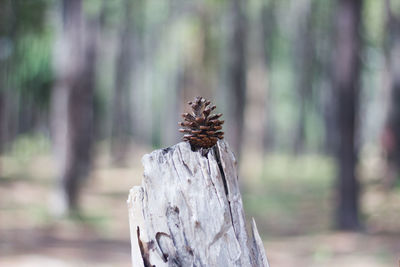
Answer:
127;140;269;266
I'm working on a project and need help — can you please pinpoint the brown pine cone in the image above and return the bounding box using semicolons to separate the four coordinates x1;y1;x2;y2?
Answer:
179;96;224;150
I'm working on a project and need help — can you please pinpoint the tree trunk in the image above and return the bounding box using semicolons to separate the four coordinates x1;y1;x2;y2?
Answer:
333;0;363;230
227;0;247;158
51;0;97;213
314;0;336;155
111;0;134;165
261;1;276;152
293;0;314;154
0;91;3;175
127;141;269;266
382;0;400;187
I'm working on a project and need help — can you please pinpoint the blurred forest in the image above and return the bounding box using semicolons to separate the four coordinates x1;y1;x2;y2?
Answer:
1;0;400;266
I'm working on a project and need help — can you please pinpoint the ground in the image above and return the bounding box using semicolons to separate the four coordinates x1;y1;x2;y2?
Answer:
0;139;399;266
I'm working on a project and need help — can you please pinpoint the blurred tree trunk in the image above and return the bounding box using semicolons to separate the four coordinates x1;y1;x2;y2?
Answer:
333;0;363;230
0;91;3;175
0;7;6;154
111;0;134;165
322;73;337;155
382;0;400;187
0;0;17;151
51;0;97;213
293;0;315;154
227;0;247;158
311;0;336;155
261;0;276;152
17;96;36;134
161;1;186;148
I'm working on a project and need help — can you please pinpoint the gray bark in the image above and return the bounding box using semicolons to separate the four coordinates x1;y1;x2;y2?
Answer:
127;140;269;266
51;0;97;213
293;0;314;154
226;0;247;159
334;0;363;230
383;0;400;187
261;0;276;152
111;0;134;164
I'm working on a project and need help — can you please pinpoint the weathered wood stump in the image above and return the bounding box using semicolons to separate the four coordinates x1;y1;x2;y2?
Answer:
127;140;269;266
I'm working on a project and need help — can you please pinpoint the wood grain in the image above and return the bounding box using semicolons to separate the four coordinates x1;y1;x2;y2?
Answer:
127;140;269;266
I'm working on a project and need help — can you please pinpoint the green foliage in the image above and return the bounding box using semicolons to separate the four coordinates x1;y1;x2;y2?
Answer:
0;0;54;108
68;211;111;232
13;31;53;108
243;154;335;236
10;134;51;164
0;0;49;36
363;0;385;47
0;0;393;159
83;0;104;18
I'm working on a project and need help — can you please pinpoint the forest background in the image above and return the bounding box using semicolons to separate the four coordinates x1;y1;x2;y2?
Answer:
1;0;400;266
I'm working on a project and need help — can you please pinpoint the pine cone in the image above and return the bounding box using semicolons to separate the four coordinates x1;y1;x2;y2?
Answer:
179;96;224;150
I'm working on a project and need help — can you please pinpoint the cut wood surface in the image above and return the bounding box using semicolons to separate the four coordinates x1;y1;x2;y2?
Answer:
127;140;269;266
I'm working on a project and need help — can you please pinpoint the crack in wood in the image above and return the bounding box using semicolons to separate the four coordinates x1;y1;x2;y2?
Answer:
178;148;194;177
137;226;155;267
213;146;229;197
213;146;236;233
